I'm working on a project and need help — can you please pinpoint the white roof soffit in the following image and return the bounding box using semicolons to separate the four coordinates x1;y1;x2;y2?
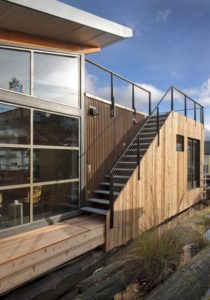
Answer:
0;0;133;48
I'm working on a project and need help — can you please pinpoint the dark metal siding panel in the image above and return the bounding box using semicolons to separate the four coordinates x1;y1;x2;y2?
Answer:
205;141;210;155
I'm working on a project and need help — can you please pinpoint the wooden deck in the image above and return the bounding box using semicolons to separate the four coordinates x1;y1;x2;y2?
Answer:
0;215;105;295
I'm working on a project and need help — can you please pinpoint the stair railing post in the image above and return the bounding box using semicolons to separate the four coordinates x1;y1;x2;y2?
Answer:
184;95;187;117
202;106;204;124
157;107;160;146
149;92;152;115
194;102;196;122
109;172;114;228
137;134;140;180
171;87;174;111
111;73;115;117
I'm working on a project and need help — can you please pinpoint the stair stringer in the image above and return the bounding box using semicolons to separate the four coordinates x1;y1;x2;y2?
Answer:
105;112;204;251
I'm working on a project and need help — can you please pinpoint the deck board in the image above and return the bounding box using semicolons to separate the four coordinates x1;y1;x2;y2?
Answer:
0;215;105;295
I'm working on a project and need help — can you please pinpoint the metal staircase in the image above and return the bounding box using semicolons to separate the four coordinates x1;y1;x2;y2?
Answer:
81;113;169;218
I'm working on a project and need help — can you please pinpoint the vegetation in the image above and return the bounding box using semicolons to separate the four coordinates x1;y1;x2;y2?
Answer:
128;226;207;289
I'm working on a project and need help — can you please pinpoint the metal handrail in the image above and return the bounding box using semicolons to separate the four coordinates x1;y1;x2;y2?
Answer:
86;58;152;115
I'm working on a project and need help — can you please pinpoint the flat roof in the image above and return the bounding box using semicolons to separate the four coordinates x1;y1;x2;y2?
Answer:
0;0;133;48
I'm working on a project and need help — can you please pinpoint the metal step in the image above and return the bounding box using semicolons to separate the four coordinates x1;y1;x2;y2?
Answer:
140;132;156;136
117;161;136;164
132;142;150;146
114;168;133;172
105;174;129;179
100;182;124;187
87;198;110;205
94;189;120;196
126;148;147;152
80;207;108;215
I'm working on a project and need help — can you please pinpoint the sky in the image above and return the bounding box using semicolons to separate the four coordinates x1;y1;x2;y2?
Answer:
61;0;210;139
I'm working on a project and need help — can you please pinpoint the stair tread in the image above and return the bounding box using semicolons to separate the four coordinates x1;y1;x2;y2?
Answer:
94;189;119;195
105;174;129;178
114;168;133;171
88;198;110;205
81;207;108;215
100;182;124;187
117;161;137;164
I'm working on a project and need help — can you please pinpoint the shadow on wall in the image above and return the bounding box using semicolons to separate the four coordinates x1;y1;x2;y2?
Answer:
84;96;146;198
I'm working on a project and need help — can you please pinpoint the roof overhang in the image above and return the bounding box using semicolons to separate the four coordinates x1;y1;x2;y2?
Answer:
0;0;133;49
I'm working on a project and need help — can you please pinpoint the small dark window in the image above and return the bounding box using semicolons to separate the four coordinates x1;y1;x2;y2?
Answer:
176;135;184;151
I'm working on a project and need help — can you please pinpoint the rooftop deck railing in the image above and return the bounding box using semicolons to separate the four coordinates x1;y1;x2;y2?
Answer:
85;58;152;116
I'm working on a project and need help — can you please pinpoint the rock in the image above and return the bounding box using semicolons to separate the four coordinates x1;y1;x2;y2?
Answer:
145;243;210;300
76;259;141;300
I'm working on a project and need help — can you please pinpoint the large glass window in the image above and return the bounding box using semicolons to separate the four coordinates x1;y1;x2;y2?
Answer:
33;149;78;182
0;47;80;108
0;101;80;231
33;182;79;221
34;53;79;107
0;48;30;94
33;111;79;147
0;103;30;144
0;188;30;230
0;148;29;186
187;138;200;189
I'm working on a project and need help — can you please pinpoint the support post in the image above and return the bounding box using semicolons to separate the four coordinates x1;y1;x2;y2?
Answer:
202;107;204;124
171;87;174;111
194;102;196;121
109;172;114;228
184;96;187;117
157;107;160;146
149;92;152;115
111;73;115;117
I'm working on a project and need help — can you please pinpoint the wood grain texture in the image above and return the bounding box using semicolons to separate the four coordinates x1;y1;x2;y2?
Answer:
0;216;105;295
86;96;145;197
106;112;204;251
0;29;100;54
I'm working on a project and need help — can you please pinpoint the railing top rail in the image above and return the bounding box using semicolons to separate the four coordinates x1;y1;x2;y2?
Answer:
151;86;203;116
85;58;151;94
172;86;203;108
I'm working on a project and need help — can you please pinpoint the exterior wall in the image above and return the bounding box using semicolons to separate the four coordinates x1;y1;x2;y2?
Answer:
106;112;204;251
85;95;146;197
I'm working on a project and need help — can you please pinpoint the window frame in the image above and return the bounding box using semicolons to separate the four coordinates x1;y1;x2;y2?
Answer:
0;45;81;109
0;100;81;232
187;138;200;189
176;134;184;152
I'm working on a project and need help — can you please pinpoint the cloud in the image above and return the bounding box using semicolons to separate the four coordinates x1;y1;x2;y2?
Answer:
86;72;163;113
156;8;172;23
185;78;210;106
205;128;210;141
86;71;210;132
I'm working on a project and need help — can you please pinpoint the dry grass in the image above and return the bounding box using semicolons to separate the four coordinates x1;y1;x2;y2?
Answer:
130;229;181;286
128;226;207;287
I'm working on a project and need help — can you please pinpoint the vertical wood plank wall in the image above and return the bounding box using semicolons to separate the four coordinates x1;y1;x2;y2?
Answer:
106;112;204;251
86;96;145;197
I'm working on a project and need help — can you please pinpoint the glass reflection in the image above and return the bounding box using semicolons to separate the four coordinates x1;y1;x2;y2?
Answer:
34;111;79;147
34;53;79;107
33;149;79;182
0;188;30;230
0;148;30;186
0;103;30;144
0;48;30;94
33;182;79;220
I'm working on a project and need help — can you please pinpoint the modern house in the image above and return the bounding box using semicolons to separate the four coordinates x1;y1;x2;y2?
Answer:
0;0;204;295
